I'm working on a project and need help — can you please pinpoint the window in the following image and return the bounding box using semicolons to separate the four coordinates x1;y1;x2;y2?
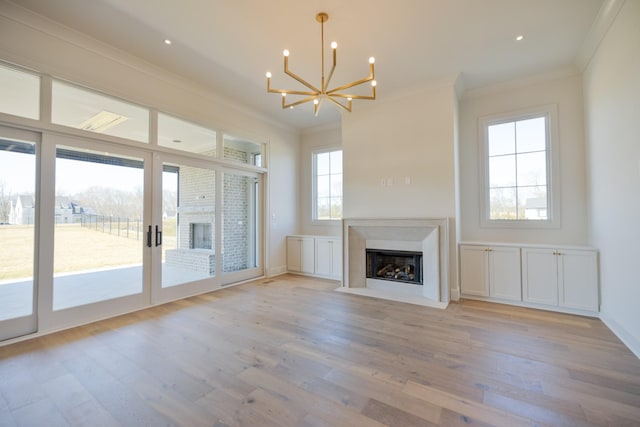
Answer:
223;134;265;166
0;63;40;120
313;149;343;221
52;80;149;143
480;105;558;227
158;113;216;156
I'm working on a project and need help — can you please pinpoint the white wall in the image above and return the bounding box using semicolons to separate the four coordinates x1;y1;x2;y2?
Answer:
0;3;300;277
459;73;589;245
343;83;457;219
583;0;640;356
342;82;458;296
299;124;342;237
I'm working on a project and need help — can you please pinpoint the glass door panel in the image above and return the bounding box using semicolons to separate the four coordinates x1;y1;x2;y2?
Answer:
53;145;145;310
0;130;38;341
222;171;262;282
159;160;216;291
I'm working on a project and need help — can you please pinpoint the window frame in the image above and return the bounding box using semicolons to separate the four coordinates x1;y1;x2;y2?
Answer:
478;104;560;229
312;147;343;224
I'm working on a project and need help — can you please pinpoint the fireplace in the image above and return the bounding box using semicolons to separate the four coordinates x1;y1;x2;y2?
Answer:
340;218;450;308
190;223;212;249
366;249;422;285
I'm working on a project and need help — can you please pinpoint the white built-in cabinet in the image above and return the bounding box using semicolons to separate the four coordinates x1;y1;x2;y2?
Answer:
287;236;315;274
287;235;342;280
521;247;599;313
460;243;599;316
460;245;521;301
315;237;342;279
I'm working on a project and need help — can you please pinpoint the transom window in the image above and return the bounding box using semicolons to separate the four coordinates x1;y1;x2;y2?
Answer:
480;105;558;227
313;149;342;221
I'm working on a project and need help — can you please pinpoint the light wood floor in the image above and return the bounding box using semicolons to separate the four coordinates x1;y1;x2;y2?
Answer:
1;274;639;426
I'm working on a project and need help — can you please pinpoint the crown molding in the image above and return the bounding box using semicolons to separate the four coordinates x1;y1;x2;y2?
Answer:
575;0;626;71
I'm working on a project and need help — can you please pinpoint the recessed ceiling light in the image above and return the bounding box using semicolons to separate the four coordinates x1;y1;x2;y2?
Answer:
164;39;172;45
172;139;182;143
516;35;524;41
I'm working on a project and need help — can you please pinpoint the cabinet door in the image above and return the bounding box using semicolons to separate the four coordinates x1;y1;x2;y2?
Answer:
315;238;333;277
300;238;315;274
522;248;558;306
558;250;599;312
489;247;521;301
460;245;489;297
287;237;302;272
315;238;342;279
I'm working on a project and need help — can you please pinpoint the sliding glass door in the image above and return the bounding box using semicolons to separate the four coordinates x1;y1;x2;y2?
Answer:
0;128;264;340
0;126;39;341
221;169;262;285
41;134;151;329
52;145;147;309
152;155;218;302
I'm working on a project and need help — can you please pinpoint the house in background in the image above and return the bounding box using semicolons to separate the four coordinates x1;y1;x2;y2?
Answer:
9;194;91;224
53;197;88;224
9;194;34;225
0;0;638;358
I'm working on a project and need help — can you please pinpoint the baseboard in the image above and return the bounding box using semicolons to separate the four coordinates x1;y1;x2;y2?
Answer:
600;311;640;359
450;286;461;301
267;265;287;277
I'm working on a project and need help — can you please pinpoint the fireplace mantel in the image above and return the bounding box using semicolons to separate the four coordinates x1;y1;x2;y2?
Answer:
339;218;449;308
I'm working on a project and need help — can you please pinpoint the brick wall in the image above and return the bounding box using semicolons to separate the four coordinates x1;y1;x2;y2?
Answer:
169;146;255;274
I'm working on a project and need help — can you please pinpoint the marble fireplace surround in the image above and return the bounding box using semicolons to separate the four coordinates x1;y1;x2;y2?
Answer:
338;218;449;309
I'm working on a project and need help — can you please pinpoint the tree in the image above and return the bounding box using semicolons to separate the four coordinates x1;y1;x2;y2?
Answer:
0;181;12;223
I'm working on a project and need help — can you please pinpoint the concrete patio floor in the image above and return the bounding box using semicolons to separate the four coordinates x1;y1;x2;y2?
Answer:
0;263;212;321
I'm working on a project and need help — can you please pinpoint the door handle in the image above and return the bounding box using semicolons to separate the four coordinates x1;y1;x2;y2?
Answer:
155;225;162;247
146;225;152;247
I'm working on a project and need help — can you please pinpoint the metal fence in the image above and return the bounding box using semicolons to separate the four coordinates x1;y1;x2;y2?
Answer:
81;213;142;240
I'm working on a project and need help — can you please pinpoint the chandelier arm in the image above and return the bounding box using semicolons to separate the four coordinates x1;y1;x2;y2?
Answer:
324;47;337;92
326;63;375;95
326;95;352;112
268;88;319;96
326;76;373;95
283;95;320;109
267;78;317;96
285;57;321;93
330;90;376;101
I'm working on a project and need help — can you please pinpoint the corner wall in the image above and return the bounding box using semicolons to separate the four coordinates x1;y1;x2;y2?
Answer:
583;0;640;356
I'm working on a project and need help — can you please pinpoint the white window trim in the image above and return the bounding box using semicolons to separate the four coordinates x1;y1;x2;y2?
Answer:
312;146;342;224
478;104;560;229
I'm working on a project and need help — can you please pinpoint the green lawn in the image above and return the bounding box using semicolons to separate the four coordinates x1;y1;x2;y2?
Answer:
0;222;177;280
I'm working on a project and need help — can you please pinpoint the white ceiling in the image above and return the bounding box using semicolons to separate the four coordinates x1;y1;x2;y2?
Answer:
10;0;604;130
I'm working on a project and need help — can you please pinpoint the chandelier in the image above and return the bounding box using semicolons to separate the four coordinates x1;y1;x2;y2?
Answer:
265;12;376;116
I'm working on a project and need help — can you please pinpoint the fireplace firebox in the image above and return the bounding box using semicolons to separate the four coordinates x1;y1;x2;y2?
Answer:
366;249;423;285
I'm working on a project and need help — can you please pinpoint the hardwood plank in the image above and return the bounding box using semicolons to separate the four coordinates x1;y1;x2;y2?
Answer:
0;274;639;427
237;366;389;427
361;398;438;426
402;380;532;427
